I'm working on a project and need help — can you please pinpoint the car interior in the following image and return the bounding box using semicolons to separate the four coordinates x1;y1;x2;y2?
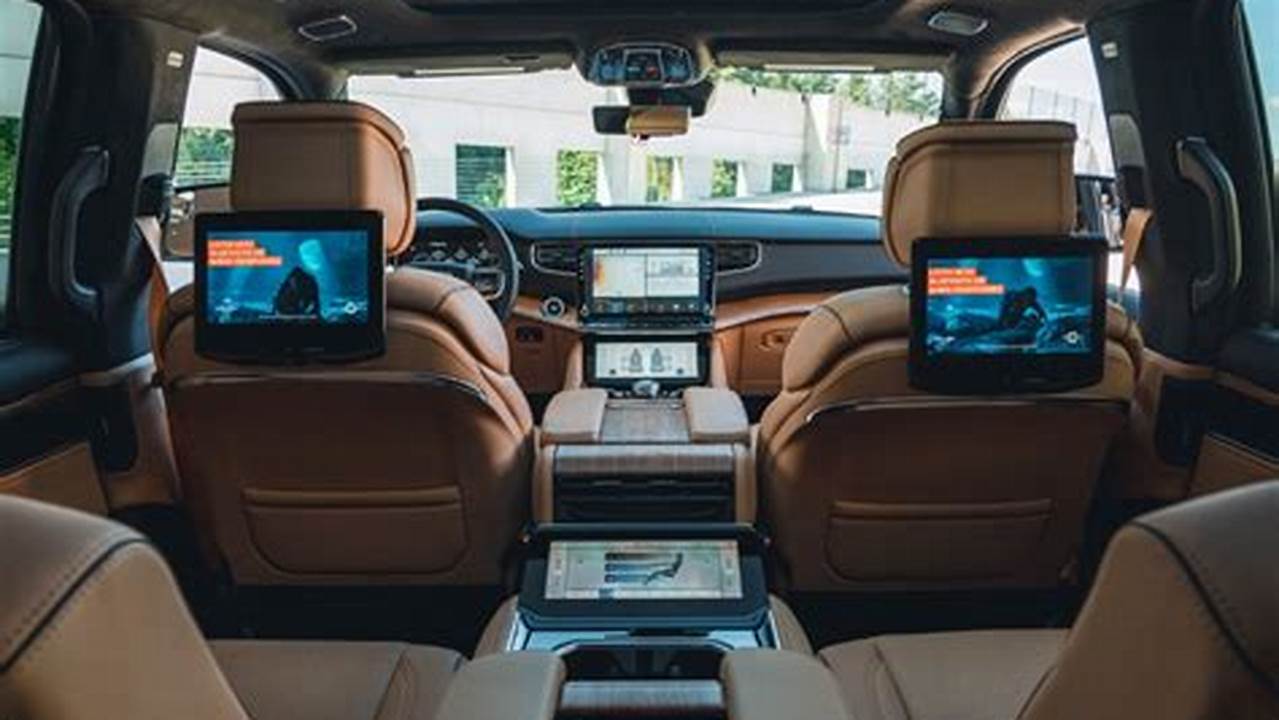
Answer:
1;0;1277;718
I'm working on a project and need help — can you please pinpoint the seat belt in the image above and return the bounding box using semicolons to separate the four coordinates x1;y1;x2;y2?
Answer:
135;173;174;378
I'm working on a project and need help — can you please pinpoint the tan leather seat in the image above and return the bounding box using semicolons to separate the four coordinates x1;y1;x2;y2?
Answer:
0;494;464;719
758;121;1142;592
158;101;534;586
822;480;1279;719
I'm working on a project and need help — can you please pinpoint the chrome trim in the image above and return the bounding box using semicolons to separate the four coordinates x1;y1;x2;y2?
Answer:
530;243;578;277
804;394;1129;426
530;240;763;277
167;370;488;403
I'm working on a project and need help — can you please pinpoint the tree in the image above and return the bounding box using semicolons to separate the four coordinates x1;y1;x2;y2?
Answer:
717;68;941;117
174;127;234;186
711;160;739;198
0;117;21;246
557;150;598;206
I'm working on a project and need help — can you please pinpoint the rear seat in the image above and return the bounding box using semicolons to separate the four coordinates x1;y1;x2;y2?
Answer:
0;495;465;720
818;481;1279;719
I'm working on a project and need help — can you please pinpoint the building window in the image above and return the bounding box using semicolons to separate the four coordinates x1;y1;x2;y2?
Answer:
456;144;510;208
646;156;681;203
1;0;43;325
771;164;797;193
175;48;281;188
846;168;872;190
556;150;599;206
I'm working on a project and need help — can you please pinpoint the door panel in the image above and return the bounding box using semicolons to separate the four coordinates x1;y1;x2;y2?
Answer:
0;442;106;514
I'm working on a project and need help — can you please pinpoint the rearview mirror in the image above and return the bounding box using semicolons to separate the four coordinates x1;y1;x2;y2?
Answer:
593;105;691;138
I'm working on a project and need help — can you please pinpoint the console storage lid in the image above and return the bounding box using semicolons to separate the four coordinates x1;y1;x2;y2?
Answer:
433;652;564;720
683;387;750;443
542;389;608;445
721;650;851;720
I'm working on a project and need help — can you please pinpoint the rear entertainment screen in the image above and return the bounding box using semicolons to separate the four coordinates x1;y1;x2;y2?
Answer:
195;211;385;362
544;540;743;600
581;246;713;321
910;237;1106;394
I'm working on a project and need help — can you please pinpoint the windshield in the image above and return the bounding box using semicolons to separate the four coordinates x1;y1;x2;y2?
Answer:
346;68;942;216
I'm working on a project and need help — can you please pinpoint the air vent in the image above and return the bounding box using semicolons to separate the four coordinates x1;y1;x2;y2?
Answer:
533;243;578;274
716;242;761;273
927;10;989;37
298;15;358;43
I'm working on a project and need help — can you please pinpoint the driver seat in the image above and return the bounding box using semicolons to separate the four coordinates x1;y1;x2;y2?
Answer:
158;101;533;586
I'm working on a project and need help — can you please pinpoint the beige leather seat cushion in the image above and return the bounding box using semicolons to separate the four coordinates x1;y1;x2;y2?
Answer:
211;640;464;720
819;630;1065;720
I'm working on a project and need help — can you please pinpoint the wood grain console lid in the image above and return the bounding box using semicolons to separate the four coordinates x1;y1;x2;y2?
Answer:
683;388;750;443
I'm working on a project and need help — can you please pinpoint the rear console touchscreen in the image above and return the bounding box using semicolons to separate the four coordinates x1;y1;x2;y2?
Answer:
579;245;714;328
519;524;768;633
584;334;709;388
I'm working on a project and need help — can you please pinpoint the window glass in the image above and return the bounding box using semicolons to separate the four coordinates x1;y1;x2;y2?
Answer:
175;49;280;188
999;38;1114;176
347;67;941;216
646;156;681;203
1242;0;1278;173
556;150;600;206
456;144;510;208
0;0;42;323
771;163;797;193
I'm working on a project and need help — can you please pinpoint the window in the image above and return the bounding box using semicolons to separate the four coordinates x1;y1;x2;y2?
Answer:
771;163;797;193
646;156;681;203
1243;0;1278;174
556;150;600;206
174;49;280;188
845;169;872;190
999;38;1114;176
711;160;742;198
1;0;42;322
456;145;511;208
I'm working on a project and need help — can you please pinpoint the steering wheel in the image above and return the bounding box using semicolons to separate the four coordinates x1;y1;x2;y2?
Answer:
406;198;521;321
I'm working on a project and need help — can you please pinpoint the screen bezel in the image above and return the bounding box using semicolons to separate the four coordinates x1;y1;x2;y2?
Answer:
583;333;710;389
195;210;387;364
518;524;769;631
908;236;1108;395
579;244;716;326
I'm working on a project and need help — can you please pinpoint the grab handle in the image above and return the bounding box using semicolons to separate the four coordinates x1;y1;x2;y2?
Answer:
47;147;109;318
1175;138;1241;313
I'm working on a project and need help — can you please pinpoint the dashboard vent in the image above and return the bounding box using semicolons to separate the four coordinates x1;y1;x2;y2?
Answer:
533;243;578;274
716;242;761;273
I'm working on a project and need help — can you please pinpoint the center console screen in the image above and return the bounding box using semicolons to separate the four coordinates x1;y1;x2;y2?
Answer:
545;540;742;600
594;340;700;381
581;246;714;326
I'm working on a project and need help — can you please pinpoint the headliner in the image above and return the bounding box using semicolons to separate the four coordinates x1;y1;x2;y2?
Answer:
80;0;1157;111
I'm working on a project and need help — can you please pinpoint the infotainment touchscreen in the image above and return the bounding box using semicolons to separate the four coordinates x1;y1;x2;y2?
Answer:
594;341;700;381
195;211;386;362
909;236;1106;394
581;246;714;324
544;540;743;600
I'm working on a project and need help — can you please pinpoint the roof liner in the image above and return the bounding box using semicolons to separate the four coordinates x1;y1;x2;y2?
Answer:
81;0;1158;112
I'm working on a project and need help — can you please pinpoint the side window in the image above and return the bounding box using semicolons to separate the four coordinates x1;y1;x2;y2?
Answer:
1242;1;1277;205
999;38;1115;177
0;0;42;324
175;48;280;189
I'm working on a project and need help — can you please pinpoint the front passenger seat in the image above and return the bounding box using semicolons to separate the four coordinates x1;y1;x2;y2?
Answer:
158;102;534;586
758;121;1142;592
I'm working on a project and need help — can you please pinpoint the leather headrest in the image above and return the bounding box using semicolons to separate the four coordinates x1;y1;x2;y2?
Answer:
881;121;1077;267
230;101;417;258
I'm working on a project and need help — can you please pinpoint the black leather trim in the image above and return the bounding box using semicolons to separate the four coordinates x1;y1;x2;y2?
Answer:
1220;329;1279;394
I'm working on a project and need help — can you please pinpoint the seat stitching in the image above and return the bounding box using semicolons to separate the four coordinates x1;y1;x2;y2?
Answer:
869;640;912;720
371;645;412;720
0;531;140;670
1131;522;1279;702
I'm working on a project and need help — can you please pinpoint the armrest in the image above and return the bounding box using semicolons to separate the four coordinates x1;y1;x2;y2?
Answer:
433;652;564;720
683;387;750;443
721;650;849;720
541;389;608;445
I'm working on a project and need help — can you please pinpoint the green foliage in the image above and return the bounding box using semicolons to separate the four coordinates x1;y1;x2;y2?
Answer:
174;127;234;187
716;69;941;117
711;160;739;198
0;116;20;247
557;150;599;206
646;156;676;203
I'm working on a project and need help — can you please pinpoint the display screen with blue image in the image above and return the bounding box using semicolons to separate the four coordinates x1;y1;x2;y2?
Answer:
204;229;371;326
924;255;1095;356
